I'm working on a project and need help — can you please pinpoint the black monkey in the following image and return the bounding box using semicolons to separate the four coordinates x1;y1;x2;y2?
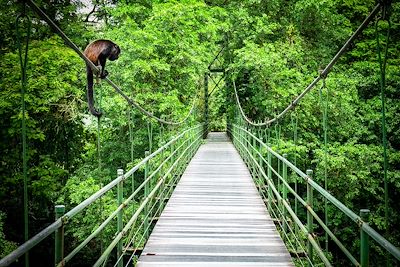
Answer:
84;39;120;117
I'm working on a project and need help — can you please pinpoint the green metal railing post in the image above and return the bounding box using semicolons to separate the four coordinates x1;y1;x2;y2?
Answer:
203;73;209;139
195;127;200;154
147;121;153;155
258;133;263;189
54;205;65;266
242;125;246;160
233;123;236;147
159;163;165;218
189;128;193;158
237;125;244;157
267;144;273;216
246;124;250;158
117;169;124;267
264;128;268;144
291;114;298;232
240;125;244;157
360;209;370;267
129;111;135;200
275;125;281;194
252;130;256;175
186;130;191;162
244;127;247;159
240;124;244;155
144;151;150;239
307;169;314;266
237;124;241;154
245;126;249;164
16;10;32;267
170;138;175;185
282;154;288;240
176;137;182;176
237;124;240;152
247;124;251;165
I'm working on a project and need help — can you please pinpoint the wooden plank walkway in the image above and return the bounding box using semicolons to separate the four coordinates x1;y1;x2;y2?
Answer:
137;132;293;267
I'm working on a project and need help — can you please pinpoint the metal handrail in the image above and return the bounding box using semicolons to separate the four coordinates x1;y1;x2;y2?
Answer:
230;124;331;266
61;129;197;266
94;128;203;267
229;123;400;265
0;124;202;267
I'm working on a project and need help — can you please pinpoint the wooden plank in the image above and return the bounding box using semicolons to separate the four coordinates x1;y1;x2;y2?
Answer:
137;132;293;267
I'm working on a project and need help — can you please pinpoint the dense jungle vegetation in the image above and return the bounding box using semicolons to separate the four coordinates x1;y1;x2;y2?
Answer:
0;0;399;266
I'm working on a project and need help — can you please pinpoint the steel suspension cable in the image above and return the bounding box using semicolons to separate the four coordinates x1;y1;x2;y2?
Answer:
128;109;135;196
232;3;382;127
16;6;31;267
96;84;104;253
232;80;266;126
375;2;391;248
105;77;198;125
318;78;329;251
25;0;197;126
290;112;299;236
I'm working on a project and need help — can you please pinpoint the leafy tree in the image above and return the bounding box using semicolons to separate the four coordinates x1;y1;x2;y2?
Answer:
0;37;87;249
0;1;399;266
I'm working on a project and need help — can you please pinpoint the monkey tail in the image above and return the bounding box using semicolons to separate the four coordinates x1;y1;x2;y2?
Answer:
86;64;102;118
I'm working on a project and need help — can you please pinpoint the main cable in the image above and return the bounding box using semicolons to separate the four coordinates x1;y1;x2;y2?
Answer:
26;0;197;126
232;3;381;127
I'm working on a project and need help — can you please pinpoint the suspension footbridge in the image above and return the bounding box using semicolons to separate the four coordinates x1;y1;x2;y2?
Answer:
137;132;293;267
2;1;399;267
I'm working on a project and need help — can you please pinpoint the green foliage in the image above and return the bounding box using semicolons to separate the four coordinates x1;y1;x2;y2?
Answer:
107;0;225;106
0;212;17;258
1;0;399;266
226;0;400;265
0;36;87;246
62;176;114;233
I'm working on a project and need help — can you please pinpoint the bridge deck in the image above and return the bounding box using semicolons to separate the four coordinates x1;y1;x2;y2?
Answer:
137;132;293;266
